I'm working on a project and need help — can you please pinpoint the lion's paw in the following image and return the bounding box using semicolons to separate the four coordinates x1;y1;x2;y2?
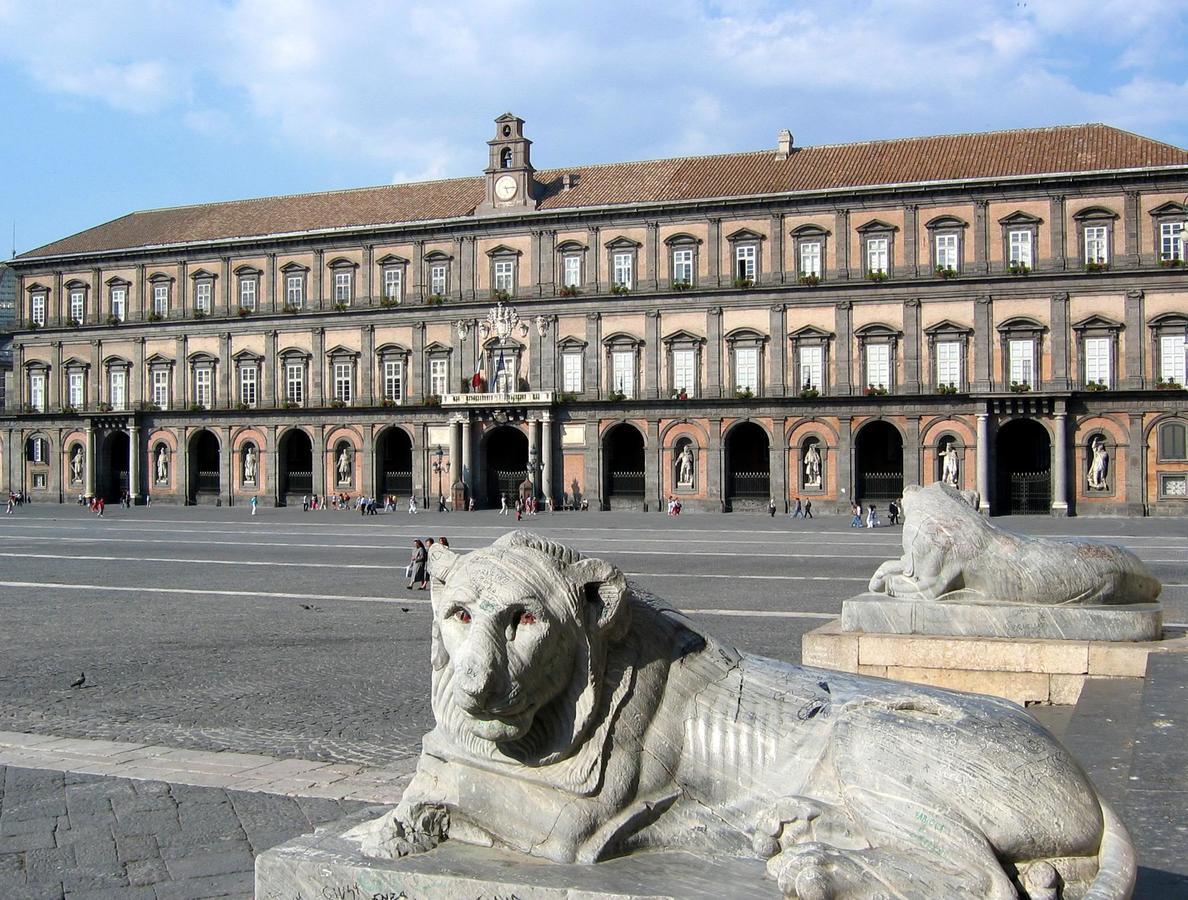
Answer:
752;797;830;858
351;803;448;860
765;842;869;900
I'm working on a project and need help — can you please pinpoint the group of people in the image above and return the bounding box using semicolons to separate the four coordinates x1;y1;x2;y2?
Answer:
666;496;683;515
6;491;30;513
498;493;546;520
850;500;900;528
406;536;450;590
787;497;814;518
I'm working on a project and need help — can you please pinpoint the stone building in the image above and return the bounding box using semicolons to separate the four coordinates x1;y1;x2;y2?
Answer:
2;114;1187;514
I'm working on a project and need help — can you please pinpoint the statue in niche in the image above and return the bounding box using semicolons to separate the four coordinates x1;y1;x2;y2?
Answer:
939;440;960;487
803;441;822;488
869;481;1160;605
243;446;257;485
676;444;694;486
348;530;1138;899
155;447;168;484
337;446;352;484
70;446;84;484
1087;437;1109;491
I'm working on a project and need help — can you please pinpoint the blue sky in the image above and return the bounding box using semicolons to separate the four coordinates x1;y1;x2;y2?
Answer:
2;0;1187;256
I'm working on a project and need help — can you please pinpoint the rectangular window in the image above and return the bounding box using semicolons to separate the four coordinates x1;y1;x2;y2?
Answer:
562;352;582;393
735;245;757;281
563;255;581;288
111;287;126;321
109;370;127;411
735;346;758;393
285;363;304;404
236;280;253;311
383;359;403;402
672;249;694;285
192;281;210;313
194;368;212;407
70;291;85;322
671;349;695;396
935;234;958;271
152;369;170;409
493;260;515;293
1160;222;1184;262
31;437;45;463
429;358;448;396
286;275;304;308
31;294;46;326
799;345;823;390
611;350;635;398
799;242;822;278
68;372;84;408
865;343;890;390
1009;339;1035;387
1161;334;1186;384
1161;474;1188;498
1008;230;1033;267
239;367;257;407
612;252;633;289
935;341;961;389
492;351;515;393
333;362;352;402
1084;226;1109;264
429;264;448;296
383;268;402;302
153;284;169;316
334;272;352;304
866;237;889;274
29;373;45;412
1084;337;1111;387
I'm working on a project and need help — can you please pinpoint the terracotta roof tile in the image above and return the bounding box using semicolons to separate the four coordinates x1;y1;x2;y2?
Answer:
20;124;1188;260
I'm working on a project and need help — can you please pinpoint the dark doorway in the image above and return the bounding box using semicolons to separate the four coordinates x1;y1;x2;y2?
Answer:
603;424;645;507
995;418;1051;514
101;431;129;502
279;429;313;501
189;430;220;502
854;421;904;502
485;426;527;507
725;422;770;507
376;427;413;497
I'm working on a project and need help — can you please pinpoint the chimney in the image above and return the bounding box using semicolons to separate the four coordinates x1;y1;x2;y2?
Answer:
562;172;578;191
776;129;793;160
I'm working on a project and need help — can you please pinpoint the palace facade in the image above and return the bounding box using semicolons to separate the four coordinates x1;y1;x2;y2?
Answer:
3;115;1188;514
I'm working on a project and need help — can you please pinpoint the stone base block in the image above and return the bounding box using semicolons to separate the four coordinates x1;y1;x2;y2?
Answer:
841;593;1163;642
802;620;1188;706
256;807;781;899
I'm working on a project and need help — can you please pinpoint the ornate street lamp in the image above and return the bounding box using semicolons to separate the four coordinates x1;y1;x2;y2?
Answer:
432;446;450;502
527;446;539;498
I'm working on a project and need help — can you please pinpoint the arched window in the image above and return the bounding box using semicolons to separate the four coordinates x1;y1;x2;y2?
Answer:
1159;422;1187;460
500;147;512;168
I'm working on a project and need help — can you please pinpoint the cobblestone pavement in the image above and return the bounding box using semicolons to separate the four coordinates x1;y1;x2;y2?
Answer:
0;764;366;899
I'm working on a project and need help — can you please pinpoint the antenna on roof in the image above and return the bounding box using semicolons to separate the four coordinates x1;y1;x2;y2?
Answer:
9;221;13;260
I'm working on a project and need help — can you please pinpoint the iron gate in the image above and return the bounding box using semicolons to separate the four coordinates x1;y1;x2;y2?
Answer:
607;470;644;496
381;469;412;495
728;470;771;498
195;469;220;493
857;470;904;502
1008;470;1051;514
284;470;312;493
494;468;527;500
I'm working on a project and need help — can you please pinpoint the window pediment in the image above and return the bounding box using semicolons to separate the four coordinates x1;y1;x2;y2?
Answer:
325;344;360;359
423;341;452;355
147;272;174;284
663;232;702;247
278;347;312;361
1148;201;1187;217
789;224;830;238
555;240;588;254
725;227;765;243
63;278;89;290
485;244;522;258
604;236;642;251
327;257;358;269
24;360;50;371
482;335;525;352
1072;315;1122;333
423;249;453;262
724;327;767;346
923;319;973;337
104;276;132;288
376;254;409;267
998;210;1043;227
556;336;588;351
145;353;174;367
603;331;643;348
232;349;264;364
924;214;968;230
856;218;898;234
232;264;261;277
662;329;705;346
997;316;1046;335
279;261;309;274
61;356;89;370
190;268;218;280
1148;312;1188;330
25;282;49;294
103;354;132;369
789;324;833;342
1072;205;1119;222
187;351;218;365
854;323;902;340
375;342;410;357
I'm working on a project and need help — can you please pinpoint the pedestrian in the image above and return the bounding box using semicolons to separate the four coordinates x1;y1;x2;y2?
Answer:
850;501;862;528
408;496;418;515
791;497;802;518
515;498;523;521
866;504;879;529
421;538;435;589
407;539;427;590
804;499;813;519
768;497;777;517
439;537;449;548
888;500;899;525
302;494;309;511
468;497;475;512
250;496;258;516
97;497;105;517
500;494;509;516
6;494;13;515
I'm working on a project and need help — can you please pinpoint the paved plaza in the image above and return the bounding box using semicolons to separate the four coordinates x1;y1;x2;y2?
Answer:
0;504;1185;898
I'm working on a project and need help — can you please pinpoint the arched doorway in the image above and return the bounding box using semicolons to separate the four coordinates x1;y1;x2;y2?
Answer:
189;430;220;503
376;427;413;498
725;422;770;509
995;418;1050;514
603;424;645;508
854;421;904;502
484;426;528;507
279;429;313;502
101;431;129;502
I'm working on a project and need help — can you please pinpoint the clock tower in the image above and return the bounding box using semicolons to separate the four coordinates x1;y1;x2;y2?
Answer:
477;113;538;216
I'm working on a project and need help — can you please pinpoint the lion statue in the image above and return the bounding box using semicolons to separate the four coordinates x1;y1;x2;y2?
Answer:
352;530;1136;899
869;482;1161;605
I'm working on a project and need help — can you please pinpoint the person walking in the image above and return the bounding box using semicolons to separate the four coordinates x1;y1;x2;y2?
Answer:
407;539;427;590
791;497;803;518
850;501;862;528
420;538;436;590
866;504;879;529
6;494;14;515
499;494;509;516
408;496;418;515
888;500;899;525
804;499;813;519
250;496;258;516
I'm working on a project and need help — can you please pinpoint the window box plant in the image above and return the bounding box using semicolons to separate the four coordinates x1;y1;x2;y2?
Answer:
380;296;399;307
29;321;42;330
867;271;889;282
281;400;298;409
934;266;958;279
732;277;753;289
558;285;580;297
425;294;446;306
333;302;349;312
424;394;441;407
1156;377;1184;390
671;280;692;292
282;304;299;314
137;401;161;412
671;389;689;401
237;306;253;317
1009;381;1031;393
146;311;164;322
192;309;207;320
557;391;578;403
937;383;959;395
188;402;206;411
798;272;821;286
66;317;82;328
608;389;627;402
60;405;78;415
234;401;251;411
329;398;347;409
734;387;755;400
609;283;630;295
1084;380;1109;392
864;384;888;396
799;385;820;399
1084;261;1110;273
1007;262;1031;276
97;402;113;412
491;289;512;302
106;314;122;326
1160;258;1184;268
381;398;398;408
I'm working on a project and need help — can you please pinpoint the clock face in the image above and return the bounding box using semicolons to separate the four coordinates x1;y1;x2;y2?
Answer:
494;174;518;201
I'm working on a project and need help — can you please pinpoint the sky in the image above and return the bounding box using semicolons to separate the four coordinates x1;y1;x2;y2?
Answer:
2;0;1187;257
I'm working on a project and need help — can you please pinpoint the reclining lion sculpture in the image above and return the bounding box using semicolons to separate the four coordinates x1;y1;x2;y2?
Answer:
869;482;1161;605
353;530;1135;898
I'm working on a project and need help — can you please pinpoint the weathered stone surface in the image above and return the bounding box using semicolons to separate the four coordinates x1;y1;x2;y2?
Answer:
868;482;1162;607
857;628;1090;672
842;594;1164;642
258;530;1140;900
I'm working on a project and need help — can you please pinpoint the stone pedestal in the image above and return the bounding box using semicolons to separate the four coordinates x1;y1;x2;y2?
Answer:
256;807;780;899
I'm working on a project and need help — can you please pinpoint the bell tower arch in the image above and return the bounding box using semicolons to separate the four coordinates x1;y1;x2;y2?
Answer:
478;113;538;215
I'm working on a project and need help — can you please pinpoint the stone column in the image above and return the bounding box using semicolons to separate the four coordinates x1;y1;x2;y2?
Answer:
264;330;277;406
2;428;12;493
1048;292;1071;391
584;313;601;399
838;417;853;508
220;426;233;506
768;304;786;396
129;423;141;501
976;412;990;513
833;301;853;395
973;295;993;392
219;332;231;409
706;418;723;511
834;209;850;280
644;310;659;399
461;417;473;498
583;421;601;510
1048;195;1066;271
902;299;921;393
361;425;374;498
769;418;787;512
178;427;189;504
1123;290;1145;389
449;417;462;499
643;419;659;511
267;424;279;505
527;417;539;498
705;307;723;399
973;200;989;274
1052;407;1069;516
84;426;96;498
707;219;721;286
902;205;918;277
903;417;921;488
541;411;553;503
311;328;325;406
1127;413;1145;515
361;324;375;405
312;428;325;498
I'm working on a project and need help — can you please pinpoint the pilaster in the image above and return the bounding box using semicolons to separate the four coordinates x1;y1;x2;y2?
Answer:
976;413;990;513
644;310;660;399
973;294;993;392
973;199;989;274
707;219;721;286
902;205;918;277
833;301;853;396
642;221;659;291
1123;289;1145;389
1048;195;1066;271
902;299;921;394
264;330;277;406
835;209;850;280
705;418;722;511
311;327;325;407
903;416;921;487
1126;413;1146;515
1052;404;1069;516
361;324;375;405
1048;292;1071;390
1124;190;1141;267
705;307;723;399
768;304;786;396
768;214;785;284
411;323;425;404
219;332;231;409
585;313;601;399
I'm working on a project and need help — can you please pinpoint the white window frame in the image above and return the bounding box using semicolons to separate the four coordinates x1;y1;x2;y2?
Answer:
429;358;449;396
192;281;211;313
671;348;696;396
285;274;304;308
935;234;958;271
429;263;448;296
865;343;890;390
153;284;169;316
562;255;582;288
734;244;757;282
799;241;822;278
382;359;403;403
68;372;84;408
612;252;633;289
333;361;353;402
935;340;961;389
493;260;515;294
1160;221;1184;262
1008;229;1033;267
866;236;889;275
611;349;635;398
285;363;305;404
561;351;582;393
31;293;46;326
1084;226;1109;265
69;290;85;322
236;279;254;311
1083;336;1111;388
108;369;127;411
672;249;694;285
382;268;403;302
734;346;758;394
29;372;45;412
194;368;213;408
152;369;170;409
799;345;823;391
239;366;258;407
334;272;353;305
1160;334;1186;384
110;287;127;321
1009;339;1036;387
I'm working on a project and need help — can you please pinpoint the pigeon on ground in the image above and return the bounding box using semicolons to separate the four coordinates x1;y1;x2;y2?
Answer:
70;672;86;688
400;607;410;613
300;603;320;611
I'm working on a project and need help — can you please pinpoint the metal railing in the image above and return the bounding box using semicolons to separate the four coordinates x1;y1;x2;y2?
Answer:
607;471;644;496
728;470;770;498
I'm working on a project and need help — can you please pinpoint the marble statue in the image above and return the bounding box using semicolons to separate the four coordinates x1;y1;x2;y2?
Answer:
869;481;1160;605
155;447;168;484
677;444;694;486
803;442;821;488
337;447;352;484
939;440;959;487
1088;437;1109;491
70;447;84;484
350;530;1136;899
243;446;256;484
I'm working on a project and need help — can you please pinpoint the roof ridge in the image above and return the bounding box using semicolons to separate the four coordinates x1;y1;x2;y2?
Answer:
801;122;1110;152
